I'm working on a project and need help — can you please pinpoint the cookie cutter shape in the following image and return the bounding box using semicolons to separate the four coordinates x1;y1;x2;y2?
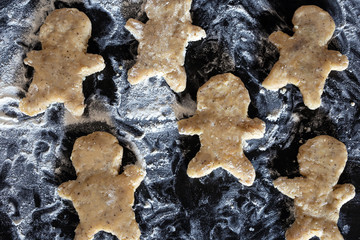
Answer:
273;135;355;240
19;8;105;117
178;73;265;186
125;0;206;92
58;132;145;240
262;5;348;110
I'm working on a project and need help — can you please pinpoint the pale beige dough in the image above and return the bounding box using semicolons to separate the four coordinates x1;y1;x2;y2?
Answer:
262;5;348;110
125;0;206;92
19;8;105;116
58;132;145;240
273;135;355;240
178;73;265;186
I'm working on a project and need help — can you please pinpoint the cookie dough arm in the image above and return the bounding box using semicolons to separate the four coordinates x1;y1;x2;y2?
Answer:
74;223;98;240
188;24;206;42
164;66;186;92
332;183;356;206
24;50;44;68
123;165;146;189
327;50;349;71
269;31;291;49
177;115;203;135
242;118;266;140
79;54;105;75
285;217;317;240
125;18;145;41
58;180;77;199
273;177;304;199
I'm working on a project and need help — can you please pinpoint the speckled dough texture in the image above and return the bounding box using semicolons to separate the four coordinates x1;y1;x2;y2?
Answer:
262;5;348;110
19;8;105;116
0;0;359;240
58;132;145;240
125;0;206;92
274;136;355;240
178;73;265;186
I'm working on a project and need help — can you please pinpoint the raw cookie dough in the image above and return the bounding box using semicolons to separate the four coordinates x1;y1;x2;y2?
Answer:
273;135;355;240
58;132;145;240
178;73;265;186
125;0;206;92
19;8;105;116
262;5;348;110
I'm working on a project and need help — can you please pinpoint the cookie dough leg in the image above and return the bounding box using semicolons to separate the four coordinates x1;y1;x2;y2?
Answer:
322;223;343;240
285;218;317;240
64;95;85;116
74;224;96;240
110;219;141;240
128;219;141;239
164;66;186;92
299;82;324;110
222;156;255;186
19;94;50;116
127;63;155;85
187;149;216;178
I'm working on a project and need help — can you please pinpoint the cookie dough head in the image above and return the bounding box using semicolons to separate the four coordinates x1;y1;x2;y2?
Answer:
197;73;250;118
292;5;335;46
145;0;192;20
297;135;347;185
71;132;123;177
39;8;91;51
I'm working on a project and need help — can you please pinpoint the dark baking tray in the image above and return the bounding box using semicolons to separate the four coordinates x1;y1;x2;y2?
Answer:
0;0;359;239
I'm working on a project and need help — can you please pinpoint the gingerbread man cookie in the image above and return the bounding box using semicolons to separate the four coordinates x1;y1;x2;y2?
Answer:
125;0;206;92
262;5;348;110
178;73;265;186
274;135;355;240
19;8;105;116
58;132;145;240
